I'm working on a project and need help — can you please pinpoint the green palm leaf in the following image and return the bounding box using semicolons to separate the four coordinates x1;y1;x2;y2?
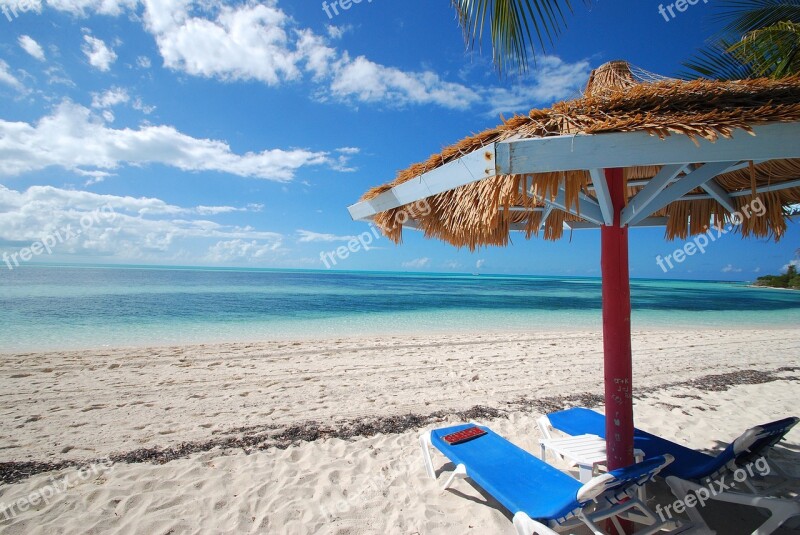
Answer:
451;0;587;74
712;0;800;34
684;0;800;79
729;21;800;77
682;41;755;80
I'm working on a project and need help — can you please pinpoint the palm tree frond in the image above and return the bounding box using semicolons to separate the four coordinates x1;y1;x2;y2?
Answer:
451;0;586;74
681;40;755;80
729;21;800;77
712;0;800;34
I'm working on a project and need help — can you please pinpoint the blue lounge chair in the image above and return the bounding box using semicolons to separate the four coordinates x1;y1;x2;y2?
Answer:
538;408;800;534
419;423;681;534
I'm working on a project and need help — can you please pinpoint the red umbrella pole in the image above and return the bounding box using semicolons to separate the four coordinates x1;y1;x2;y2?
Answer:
601;167;635;472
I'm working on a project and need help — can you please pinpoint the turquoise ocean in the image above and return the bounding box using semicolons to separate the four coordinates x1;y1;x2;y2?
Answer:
1;265;799;352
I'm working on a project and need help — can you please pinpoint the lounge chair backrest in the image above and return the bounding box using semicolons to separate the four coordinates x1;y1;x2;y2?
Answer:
576;454;673;503
730;416;800;467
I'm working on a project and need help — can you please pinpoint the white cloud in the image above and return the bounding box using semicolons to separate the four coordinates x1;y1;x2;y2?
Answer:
444;260;462;269
197;203;263;215
143;1;301;85
722;264;742;273
19;1;591;112
326;24;351;39
136;55;152;68
296;229;357;243
329;55;479;109
207;239;282;263
0;0;136;21
402;257;430;269
82;35;117;71
135;1;515;111
0;0;134;17
782;259;799;272
0;184;282;263
75;169;114;186
18;35;46;61
132;97;156;114
476;259;486;269
91;86;129;108
484;56;592;116
0;60;24;91
0;101;354;181
43;0;136;16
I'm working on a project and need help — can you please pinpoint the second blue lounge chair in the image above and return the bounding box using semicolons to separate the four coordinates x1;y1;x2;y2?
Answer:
538;408;800;534
420;423;680;534
539;407;799;483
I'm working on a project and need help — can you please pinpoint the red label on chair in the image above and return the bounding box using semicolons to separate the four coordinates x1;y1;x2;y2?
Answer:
443;426;487;445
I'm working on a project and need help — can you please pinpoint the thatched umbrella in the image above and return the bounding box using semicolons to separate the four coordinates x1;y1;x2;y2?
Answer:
348;61;800;471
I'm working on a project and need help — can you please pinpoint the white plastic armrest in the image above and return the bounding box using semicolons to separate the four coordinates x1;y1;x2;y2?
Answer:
512;512;559;535
537;415;554;440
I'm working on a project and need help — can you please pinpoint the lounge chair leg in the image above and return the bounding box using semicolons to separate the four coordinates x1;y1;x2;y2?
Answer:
443;463;467;490
666;477;713;530
750;500;800;535
667;475;800;535
419;431;436;479
512;512;559;535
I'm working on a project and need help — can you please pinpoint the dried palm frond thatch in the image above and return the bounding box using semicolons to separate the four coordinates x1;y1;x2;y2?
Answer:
360;61;800;249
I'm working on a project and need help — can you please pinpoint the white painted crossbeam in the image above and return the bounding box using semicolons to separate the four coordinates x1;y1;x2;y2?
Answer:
348;123;800;221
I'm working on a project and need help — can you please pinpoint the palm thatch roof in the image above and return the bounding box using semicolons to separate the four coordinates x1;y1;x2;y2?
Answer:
358;61;800;250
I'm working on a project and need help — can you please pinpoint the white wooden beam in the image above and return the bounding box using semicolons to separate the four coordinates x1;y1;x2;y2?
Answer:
495;122;800;175
566;217;669;230
539;205;553;232
501;206;545;213
348;123;800;222
544;188;606;226
621;164;687;226
676;178;800;201
588;169;614;225
348;145;496;220
627;161;739;226
701;179;738;213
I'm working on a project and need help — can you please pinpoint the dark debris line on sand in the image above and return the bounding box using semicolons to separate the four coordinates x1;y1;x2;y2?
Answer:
1;368;797;485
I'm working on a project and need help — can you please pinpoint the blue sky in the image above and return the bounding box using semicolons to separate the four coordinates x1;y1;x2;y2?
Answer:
0;0;796;281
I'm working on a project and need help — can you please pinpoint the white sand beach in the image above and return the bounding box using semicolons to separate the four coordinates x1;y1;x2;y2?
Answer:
0;327;798;534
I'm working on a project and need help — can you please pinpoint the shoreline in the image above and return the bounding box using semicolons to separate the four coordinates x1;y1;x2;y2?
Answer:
3;323;800;356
